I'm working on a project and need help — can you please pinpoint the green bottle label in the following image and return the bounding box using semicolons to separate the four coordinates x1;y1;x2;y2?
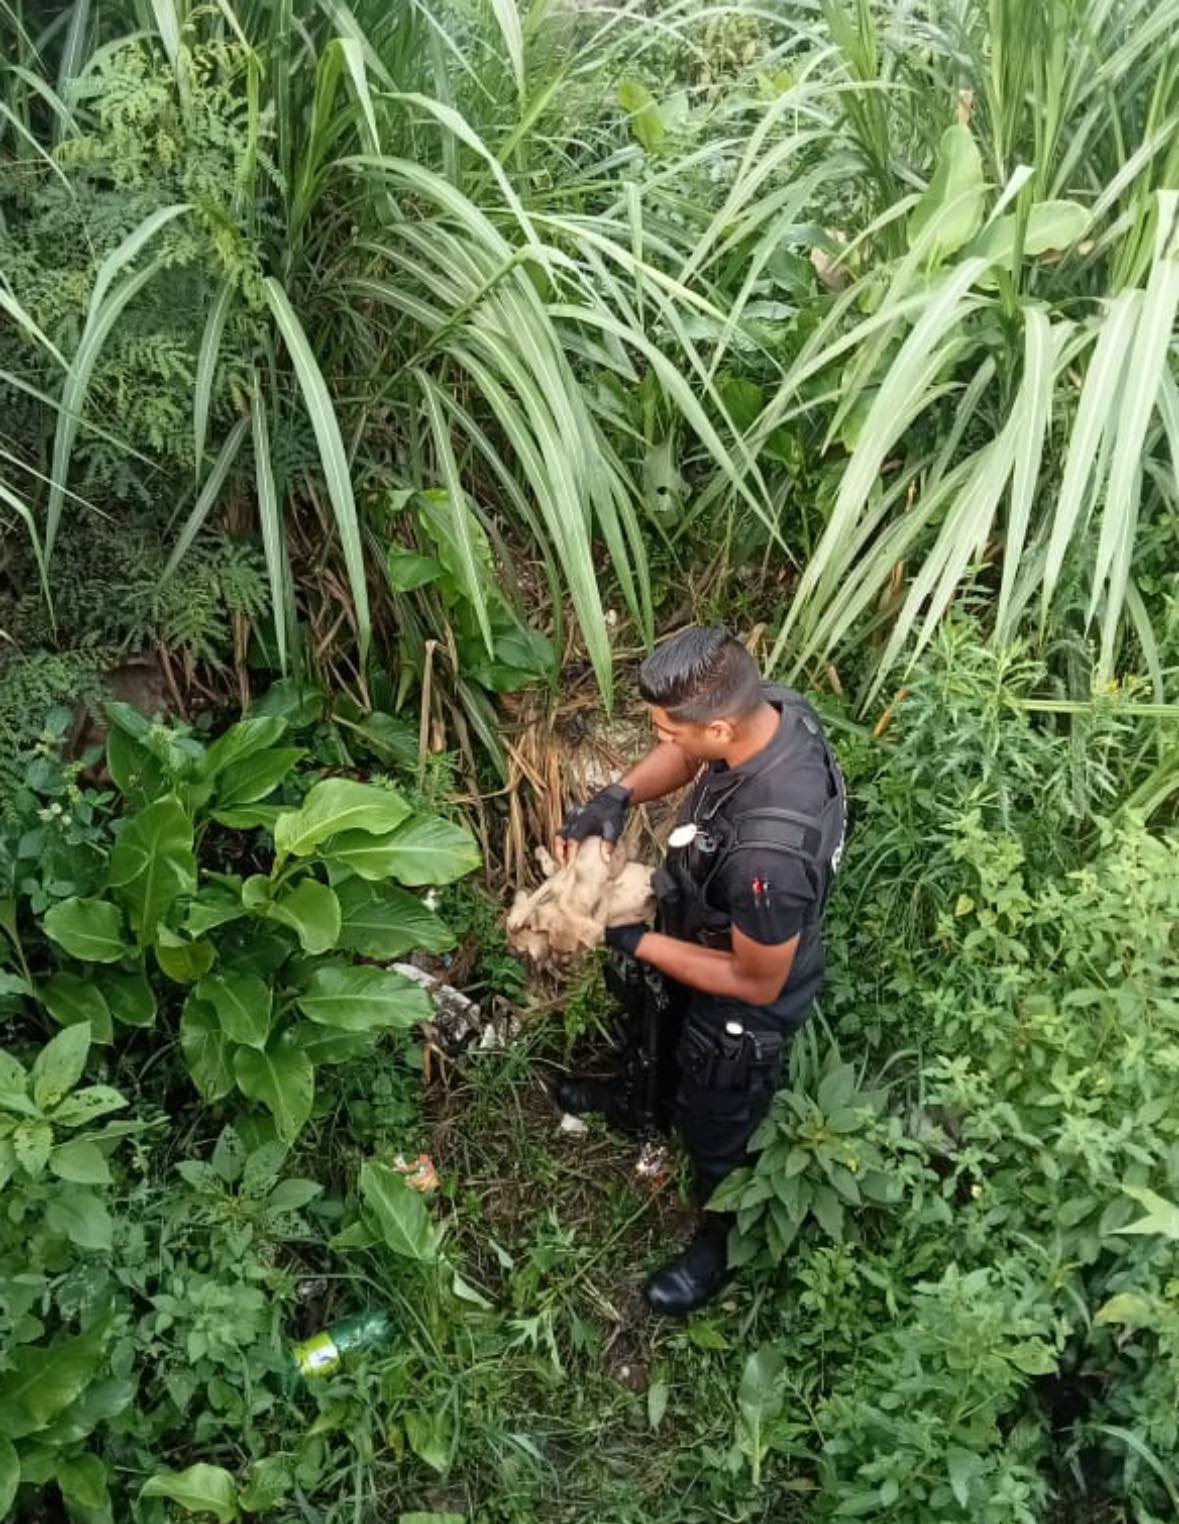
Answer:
292;1330;340;1378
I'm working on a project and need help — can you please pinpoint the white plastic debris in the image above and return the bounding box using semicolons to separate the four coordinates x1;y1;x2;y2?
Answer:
558;1113;589;1136
393;962;481;1052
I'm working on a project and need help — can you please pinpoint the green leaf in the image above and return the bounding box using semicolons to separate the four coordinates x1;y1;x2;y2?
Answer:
50;1138;111;1185
398;1515;465;1524
288;1022;375;1065
404;1407;452;1474
0;1315;111;1439
618;78;666;154
199;717;287;779
43;898;129;963
946;1446;981;1509
108;795;196;942
1007;1340;1058;1376
274;778;411;861
973;199;1090;265
296;964;431;1032
57;1451;109;1512
387;547;443;591
1113;1185;1179;1240
97;967;157;1028
15;1119;53;1177
45;1186;113;1251
336;879;456;960
330;815;480;886
41;973;113;1043
197;971;273;1049
263;277;371;661
908;124;985;263
155;934;217;984
1094;1291;1155;1328
106;724;163;801
266;879;341;955
216;747;304;807
51;1085;127;1127
185;885;247;938
0;1436;18;1518
180;999;236;1101
234;1043;315;1142
360;1160;439;1261
141;1463;239;1522
647;1379;669;1431
810;1185;845;1240
251;371;288;676
736;1346;784;1486
32;1022;90;1110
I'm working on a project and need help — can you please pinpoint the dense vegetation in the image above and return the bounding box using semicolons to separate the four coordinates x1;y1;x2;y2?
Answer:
2;1;1178;1521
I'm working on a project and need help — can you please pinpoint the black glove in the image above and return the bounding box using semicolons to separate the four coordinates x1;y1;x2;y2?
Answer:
559;782;631;845
605;922;648;958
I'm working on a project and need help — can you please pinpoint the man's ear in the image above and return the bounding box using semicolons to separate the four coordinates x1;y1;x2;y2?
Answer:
709;718;735;745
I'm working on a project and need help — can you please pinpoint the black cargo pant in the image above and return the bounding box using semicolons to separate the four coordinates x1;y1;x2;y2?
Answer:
664;989;794;1203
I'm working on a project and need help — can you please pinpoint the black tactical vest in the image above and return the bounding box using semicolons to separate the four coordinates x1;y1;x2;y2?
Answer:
654;683;847;1023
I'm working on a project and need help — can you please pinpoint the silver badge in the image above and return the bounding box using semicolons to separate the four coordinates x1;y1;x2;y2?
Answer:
668;822;698;849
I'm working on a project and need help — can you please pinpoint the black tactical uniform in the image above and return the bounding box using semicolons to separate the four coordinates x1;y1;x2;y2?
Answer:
635;683;846;1200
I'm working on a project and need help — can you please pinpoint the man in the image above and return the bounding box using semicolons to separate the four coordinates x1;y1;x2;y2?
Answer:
554;627;846;1316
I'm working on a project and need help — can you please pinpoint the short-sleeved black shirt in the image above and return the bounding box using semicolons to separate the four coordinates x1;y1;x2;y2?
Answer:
674;683;842;1025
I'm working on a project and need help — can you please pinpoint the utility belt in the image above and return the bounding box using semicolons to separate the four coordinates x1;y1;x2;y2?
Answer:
605;953;786;1129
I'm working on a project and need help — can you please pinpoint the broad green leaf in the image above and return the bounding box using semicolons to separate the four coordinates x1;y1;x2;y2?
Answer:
387;547;443;591
618;78;665;154
45;1185;113;1251
15;1119;53;1177
234;1043;315;1142
1094;1291;1155;1327
200;716;287;780
141;1463;239;1523
404;1407;452;1474
43;898;129;963
360;1160;439;1261
197;971;272;1049
973;199;1090;265
56;1452;109;1512
211;805;286;831
336;879;456;960
736;1346;784;1486
289;1020;376;1065
0;1315;111;1439
185;885;247;938
216;747;304;807
156;934;217;984
330;815;480;886
108;795;196;941
0;1436;17;1518
946;1447;981;1510
51;1085;127;1128
41;973;113;1044
97;967;157;1028
50;1138;112;1185
274;778;411;861
1113;1185;1179;1240
647;1379;669;1431
107;725;164;801
180;999;236;1101
296;964;431;1032
32;1022;90;1110
266;879;341;954
908;124;985;263
263;277;371;660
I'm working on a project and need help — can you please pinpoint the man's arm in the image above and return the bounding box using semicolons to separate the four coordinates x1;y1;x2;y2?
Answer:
629;926;798;1006
619;742;700;804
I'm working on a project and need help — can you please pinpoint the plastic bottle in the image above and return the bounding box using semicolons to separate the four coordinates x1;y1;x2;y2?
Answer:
290;1309;393;1379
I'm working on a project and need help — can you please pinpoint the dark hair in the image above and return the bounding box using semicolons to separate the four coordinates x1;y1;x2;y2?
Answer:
637;626;763;723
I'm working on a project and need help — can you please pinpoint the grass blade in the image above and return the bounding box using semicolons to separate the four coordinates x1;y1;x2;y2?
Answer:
263;275;371;660
251;373;287;676
163;415;249;581
194;279;233;481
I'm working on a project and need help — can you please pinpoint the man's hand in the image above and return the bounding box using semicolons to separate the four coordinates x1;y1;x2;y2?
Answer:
554;782;631;866
604;921;649;958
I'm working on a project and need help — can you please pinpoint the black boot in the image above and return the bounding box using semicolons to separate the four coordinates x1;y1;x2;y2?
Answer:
643;1213;733;1317
554;1074;637;1130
